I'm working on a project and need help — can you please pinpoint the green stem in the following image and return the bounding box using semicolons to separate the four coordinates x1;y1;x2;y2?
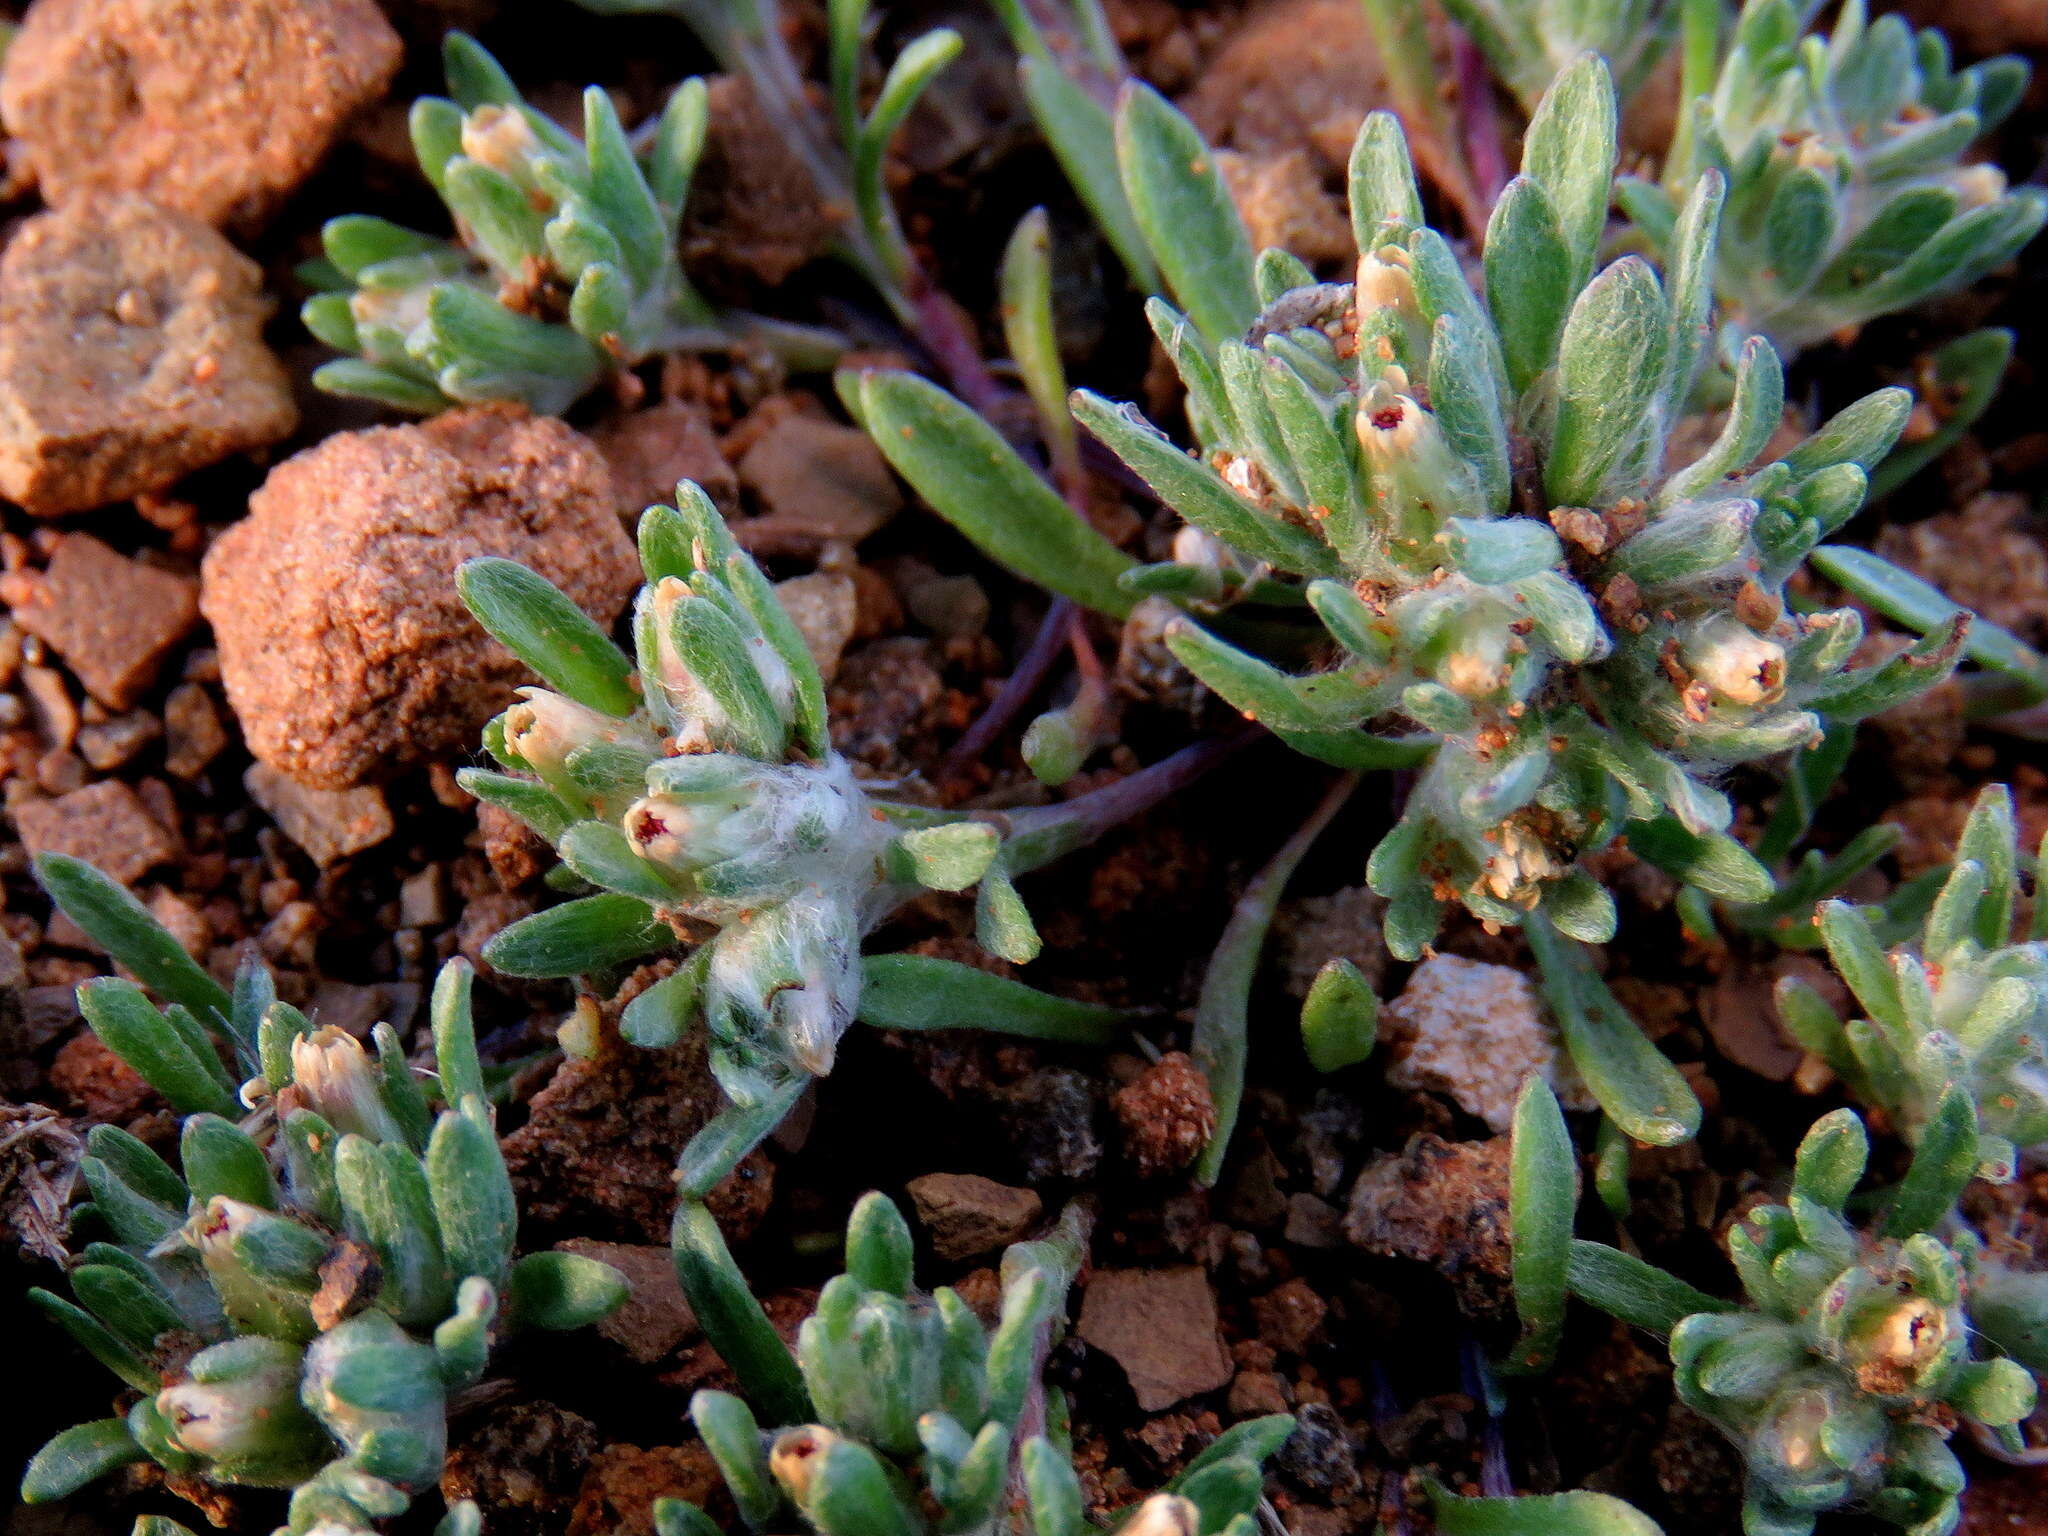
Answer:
1192;771;1359;1186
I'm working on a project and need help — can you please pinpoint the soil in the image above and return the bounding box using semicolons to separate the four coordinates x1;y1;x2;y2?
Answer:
0;2;2044;1535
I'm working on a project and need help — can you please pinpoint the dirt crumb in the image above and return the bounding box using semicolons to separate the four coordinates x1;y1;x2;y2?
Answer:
244;763;393;867
443;1400;600;1536
49;1028;154;1120
1380;954;1593;1133
568;1443;727;1536
736;413;903;554
1112;1050;1217;1177
683;75;842;292
593;397;738;517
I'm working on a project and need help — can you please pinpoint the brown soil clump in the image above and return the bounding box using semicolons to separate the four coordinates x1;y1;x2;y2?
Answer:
0;0;401;232
0;198;295;516
202;405;637;788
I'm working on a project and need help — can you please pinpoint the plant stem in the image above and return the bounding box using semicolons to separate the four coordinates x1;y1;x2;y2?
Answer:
1191;770;1359;1186
1001;726;1263;877
942;597;1079;783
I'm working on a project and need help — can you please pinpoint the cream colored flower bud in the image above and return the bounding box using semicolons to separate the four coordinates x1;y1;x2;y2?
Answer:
1682;617;1787;708
623;792;754;873
504;688;617;778
770;1426;843;1505
290;1026;409;1145
459;104;544;181
1955;163;2008;210
1870;1296;1947;1370
1121;1494;1201;1536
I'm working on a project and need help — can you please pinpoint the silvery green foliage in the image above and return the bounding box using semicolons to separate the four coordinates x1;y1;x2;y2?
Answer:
1777;783;2048;1183
1433;0;1676;112
457;487;1017;1104
16;899;626;1534
1664;1111;2034;1536
660;1193;1291;1536
1631;0;2044;356
303;33;715;415
1093;59;1963;960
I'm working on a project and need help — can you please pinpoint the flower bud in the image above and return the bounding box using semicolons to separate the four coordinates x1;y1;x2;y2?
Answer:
1954;163;2008;210
624;791;758;874
459;104;545;184
1680;617;1787;710
156;1337;327;1485
770;1425;843;1505
1353;244;1431;377
503;688;622;781
1122;1494;1201;1536
1355;380;1486;565
290;1027;410;1146
1758;1383;1834;1479
1478;817;1563;906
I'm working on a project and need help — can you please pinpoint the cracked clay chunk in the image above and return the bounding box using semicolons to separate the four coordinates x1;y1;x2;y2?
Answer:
201;406;639;788
0;198;297;516
0;0;401;233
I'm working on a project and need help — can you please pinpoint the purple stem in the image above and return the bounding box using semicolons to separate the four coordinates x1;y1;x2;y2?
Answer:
910;282;1005;413
1369;1363;1415;1536
1460;1335;1513;1498
1004;725;1263;874
942;596;1079;782
1455;32;1511;208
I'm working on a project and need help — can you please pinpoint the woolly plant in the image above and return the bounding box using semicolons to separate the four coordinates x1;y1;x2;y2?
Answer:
20;859;626;1533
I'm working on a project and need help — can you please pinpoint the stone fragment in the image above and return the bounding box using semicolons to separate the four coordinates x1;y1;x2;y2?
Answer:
1251;1277;1328;1355
202;406;638;788
0;0;401;232
1183;0;1405;170
555;1239;698;1365
1227;1370;1291;1417
245;762;393;867
1380;953;1594;1132
905;1172;1043;1260
1075;1267;1233;1411
162;682;227;779
568;1442;724;1536
12;535;198;707
773;572;858;684
0;198;296;515
1345;1134;1516;1318
736;414;902;553
12;780;175;883
75;710;160;771
592;397;738;516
